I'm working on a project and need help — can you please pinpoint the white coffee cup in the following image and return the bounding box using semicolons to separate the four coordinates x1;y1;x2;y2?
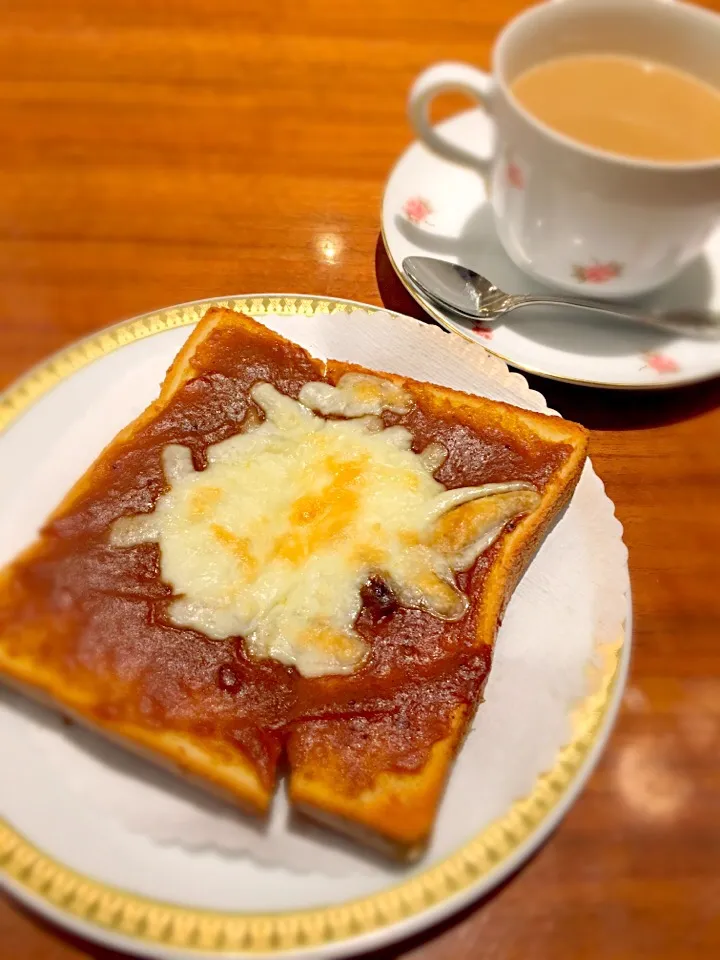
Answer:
408;0;720;298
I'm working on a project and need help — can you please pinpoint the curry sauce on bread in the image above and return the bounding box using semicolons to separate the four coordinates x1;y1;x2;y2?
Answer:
0;308;588;858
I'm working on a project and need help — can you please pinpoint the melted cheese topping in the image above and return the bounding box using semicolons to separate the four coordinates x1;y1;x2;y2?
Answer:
110;375;540;678
299;373;414;417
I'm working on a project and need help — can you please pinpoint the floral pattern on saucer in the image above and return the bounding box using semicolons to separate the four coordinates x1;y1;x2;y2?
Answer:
642;352;680;374
471;323;494;341
402;197;434;225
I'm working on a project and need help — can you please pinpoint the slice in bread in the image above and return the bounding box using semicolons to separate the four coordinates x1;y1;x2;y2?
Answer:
0;307;587;856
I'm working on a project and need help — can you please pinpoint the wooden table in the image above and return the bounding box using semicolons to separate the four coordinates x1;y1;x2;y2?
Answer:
1;1;719;957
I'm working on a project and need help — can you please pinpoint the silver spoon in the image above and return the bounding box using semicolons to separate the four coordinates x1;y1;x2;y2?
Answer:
402;256;720;341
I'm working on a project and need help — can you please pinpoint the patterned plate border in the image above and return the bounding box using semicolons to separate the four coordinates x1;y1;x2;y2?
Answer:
0;295;627;956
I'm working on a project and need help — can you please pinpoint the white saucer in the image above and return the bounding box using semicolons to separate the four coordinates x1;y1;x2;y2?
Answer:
382;108;720;390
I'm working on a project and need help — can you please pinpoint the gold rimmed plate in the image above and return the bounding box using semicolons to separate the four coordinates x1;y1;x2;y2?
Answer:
0;295;630;958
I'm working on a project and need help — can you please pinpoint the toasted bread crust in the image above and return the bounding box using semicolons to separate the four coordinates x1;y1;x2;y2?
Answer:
1;669;270;815
289;706;470;860
0;307;588;855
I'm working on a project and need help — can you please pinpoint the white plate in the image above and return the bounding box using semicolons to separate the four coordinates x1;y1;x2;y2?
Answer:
0;295;630;958
382;108;720;389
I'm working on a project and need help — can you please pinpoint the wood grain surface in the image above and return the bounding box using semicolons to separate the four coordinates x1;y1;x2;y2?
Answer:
1;1;719;957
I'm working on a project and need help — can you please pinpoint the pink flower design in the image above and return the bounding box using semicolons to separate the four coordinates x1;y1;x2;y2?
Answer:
402;196;433;225
643;351;680;374
572;260;623;284
506;160;524;190
471;323;493;341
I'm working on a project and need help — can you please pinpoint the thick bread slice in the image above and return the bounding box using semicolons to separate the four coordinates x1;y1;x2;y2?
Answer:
287;358;587;857
0;306;588;855
0;307;324;817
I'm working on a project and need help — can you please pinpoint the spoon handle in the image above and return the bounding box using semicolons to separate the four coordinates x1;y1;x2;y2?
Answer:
506;294;720;341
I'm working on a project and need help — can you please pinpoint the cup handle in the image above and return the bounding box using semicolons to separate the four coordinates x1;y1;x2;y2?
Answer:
408;62;495;171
